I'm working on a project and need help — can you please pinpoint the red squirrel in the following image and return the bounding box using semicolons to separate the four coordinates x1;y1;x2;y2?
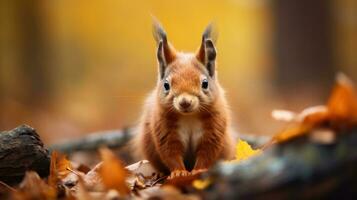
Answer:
133;21;235;179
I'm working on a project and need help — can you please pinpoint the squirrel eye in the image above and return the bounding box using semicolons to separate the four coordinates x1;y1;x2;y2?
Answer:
202;79;209;90
163;80;170;91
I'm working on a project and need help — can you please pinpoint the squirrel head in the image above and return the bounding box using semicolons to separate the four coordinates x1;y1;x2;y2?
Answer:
152;20;220;115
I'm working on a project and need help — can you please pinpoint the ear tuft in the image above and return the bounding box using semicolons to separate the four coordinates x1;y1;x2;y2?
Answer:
202;23;218;44
151;17;176;79
152;18;167;44
196;23;218;77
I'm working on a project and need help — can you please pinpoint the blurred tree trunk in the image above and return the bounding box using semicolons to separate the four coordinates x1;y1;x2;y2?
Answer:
0;0;53;129
273;0;335;95
331;0;357;81
14;0;53;105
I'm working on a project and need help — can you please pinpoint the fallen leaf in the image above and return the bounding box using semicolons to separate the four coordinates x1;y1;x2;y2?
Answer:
126;160;159;178
268;125;310;146
82;162;105;192
75;176;93;200
98;148;130;195
192;178;212;190
48;151;72;188
125;160;163;193
12;171;56;200
272;106;329;125
269;73;357;145
138;185;199;200
234;139;262;162
327;73;357;122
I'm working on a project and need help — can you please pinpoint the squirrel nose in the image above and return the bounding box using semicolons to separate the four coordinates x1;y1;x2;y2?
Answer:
179;99;191;109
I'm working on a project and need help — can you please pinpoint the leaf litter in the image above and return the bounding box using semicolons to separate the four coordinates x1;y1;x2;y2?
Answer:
3;73;357;199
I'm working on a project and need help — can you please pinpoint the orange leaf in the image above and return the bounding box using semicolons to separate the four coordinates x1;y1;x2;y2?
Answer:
12;171;56;200
48;151;72;188
298;106;329;125
327;73;357;122
269;124;311;145
98;148;130;195
269;74;357;145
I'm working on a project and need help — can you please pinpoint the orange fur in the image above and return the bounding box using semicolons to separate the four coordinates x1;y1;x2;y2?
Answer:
133;23;235;176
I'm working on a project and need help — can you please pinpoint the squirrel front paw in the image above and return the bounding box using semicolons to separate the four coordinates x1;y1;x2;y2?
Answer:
167;169;190;179
191;168;208;175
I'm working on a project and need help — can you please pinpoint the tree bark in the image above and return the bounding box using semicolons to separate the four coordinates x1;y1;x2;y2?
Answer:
0;125;50;185
202;127;357;199
49;128;132;154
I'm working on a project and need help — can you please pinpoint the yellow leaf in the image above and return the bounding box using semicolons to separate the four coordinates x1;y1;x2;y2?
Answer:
192;178;212;190
234;139;262;162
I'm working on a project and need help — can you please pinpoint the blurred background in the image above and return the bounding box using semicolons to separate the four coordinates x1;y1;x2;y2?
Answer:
0;0;356;145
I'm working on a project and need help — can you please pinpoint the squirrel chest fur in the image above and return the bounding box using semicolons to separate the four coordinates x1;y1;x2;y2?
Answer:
133;21;235;177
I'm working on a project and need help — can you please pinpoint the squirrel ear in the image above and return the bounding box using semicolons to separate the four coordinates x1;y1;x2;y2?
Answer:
152;19;176;79
196;23;217;77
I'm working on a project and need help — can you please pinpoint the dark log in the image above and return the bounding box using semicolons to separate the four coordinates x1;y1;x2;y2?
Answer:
48;128;132;154
201;127;357;199
0;125;50;185
49;128;268;154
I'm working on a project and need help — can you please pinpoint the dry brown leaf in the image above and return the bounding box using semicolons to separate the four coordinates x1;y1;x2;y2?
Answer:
269;74;357;145
269;106;331;144
75;176;94;200
12;171;56;200
98;147;130;195
72;176;111;200
126;160;159;178
125;160;163;193
272;106;329;125
82;162;105;192
138;185;199;200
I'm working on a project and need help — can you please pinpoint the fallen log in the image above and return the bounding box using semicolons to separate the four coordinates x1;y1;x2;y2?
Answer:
49;128;268;154
48;128;132;154
0;125;50;185
201;127;357;199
